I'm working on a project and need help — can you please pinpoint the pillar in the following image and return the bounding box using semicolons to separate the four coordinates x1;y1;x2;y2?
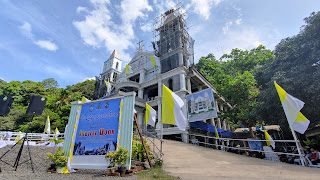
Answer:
158;80;162;97
187;77;191;94
223;120;227;131
182;133;188;143
156;99;162;139
139;69;145;84
180;73;186;91
138;88;143;99
137;112;144;132
212;118;218;149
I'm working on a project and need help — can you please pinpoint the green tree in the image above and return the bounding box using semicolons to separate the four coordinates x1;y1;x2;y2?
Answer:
256;11;320;135
41;78;58;90
67;80;95;100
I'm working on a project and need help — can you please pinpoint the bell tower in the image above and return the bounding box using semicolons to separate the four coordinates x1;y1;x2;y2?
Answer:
101;50;122;82
152;8;194;74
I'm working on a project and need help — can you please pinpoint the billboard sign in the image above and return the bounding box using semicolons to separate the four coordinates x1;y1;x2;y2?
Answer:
71;98;122;169
186;88;217;122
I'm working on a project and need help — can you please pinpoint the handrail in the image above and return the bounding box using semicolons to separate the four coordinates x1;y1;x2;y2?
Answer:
189;134;309;166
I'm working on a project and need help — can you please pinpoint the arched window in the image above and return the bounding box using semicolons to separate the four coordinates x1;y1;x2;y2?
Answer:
168;78;173;90
116;62;119;70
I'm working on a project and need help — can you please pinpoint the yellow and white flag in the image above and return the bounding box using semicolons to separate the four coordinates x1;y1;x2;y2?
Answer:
214;126;219;138
264;130;275;149
162;84;187;131
145;103;156;127
150;56;156;67
44;116;51;134
104;79;111;93
125;64;133;74
54;127;60;140
274;82;310;134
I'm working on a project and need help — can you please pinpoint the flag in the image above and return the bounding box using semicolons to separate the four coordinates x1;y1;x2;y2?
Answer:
264;130;275;149
145;103;156;127
104;79;111;93
162;84;187;131
150;56;156;67
214;126;219;138
15;131;24;144
44;116;51;134
54;127;60;140
274;82;310;134
125;64;132;74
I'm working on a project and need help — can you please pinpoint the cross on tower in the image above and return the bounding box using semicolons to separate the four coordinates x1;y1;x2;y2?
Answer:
136;40;144;51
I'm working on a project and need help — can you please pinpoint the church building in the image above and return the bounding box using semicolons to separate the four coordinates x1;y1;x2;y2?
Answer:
94;8;232;143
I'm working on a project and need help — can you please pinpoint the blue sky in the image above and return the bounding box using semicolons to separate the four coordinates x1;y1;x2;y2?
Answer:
0;0;319;88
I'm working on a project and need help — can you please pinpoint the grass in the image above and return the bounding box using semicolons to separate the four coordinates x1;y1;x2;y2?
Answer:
137;165;178;180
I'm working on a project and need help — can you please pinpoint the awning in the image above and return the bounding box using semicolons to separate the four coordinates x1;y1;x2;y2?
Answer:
189;121;234;137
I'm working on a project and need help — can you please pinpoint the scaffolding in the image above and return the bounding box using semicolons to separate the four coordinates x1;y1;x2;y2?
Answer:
152;7;194;70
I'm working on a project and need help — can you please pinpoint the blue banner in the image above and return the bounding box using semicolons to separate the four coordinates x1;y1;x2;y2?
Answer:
73;99;121;156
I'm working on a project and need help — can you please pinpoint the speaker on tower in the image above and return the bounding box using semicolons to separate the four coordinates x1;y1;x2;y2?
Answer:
26;95;47;115
0;95;14;116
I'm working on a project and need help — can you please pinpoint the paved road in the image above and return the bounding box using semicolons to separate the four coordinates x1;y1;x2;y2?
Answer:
161;140;320;180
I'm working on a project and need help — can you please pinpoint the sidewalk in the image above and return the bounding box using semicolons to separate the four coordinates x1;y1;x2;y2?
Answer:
161;140;320;180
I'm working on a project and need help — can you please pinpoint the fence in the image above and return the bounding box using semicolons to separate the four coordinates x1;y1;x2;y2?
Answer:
0;131;64;142
189;133;310;166
145;131;164;159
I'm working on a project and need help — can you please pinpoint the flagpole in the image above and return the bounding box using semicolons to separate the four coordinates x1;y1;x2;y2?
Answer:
290;126;305;166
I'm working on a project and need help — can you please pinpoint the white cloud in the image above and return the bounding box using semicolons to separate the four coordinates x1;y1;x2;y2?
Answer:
235;18;242;25
221;5;242;34
34;40;58;51
190;0;222;20
19;21;34;39
222;21;233;34
140;22;153;32
76;7;88;14
74;0;152;62
18;22;59;51
83;77;96;81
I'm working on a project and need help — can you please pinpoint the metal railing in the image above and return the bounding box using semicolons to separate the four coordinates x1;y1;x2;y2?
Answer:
189;133;310;166
0;131;64;142
145;131;164;159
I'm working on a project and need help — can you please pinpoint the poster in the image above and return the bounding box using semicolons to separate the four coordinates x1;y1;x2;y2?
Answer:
73;98;121;156
186;88;218;122
248;139;263;151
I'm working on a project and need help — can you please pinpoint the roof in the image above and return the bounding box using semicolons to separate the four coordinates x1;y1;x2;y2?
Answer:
189;121;234;137
234;125;281;133
109;49;120;60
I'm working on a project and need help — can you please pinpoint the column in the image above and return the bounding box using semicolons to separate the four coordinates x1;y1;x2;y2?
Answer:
219;104;224;112
178;50;183;66
137;112;144;132
158;80;162;97
179;73;186;91
223;120;227;131
156;99;162;129
139;69;145;83
187;77;191;94
138;88;143;99
217;118;222;129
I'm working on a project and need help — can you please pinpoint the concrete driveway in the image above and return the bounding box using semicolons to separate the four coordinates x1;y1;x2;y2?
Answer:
161;140;320;180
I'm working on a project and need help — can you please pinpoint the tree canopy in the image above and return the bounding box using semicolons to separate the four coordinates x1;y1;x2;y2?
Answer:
196;11;320;136
0;78;95;133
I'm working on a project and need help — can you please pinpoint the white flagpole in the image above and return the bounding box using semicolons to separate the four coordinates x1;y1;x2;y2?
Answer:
290;126;305;166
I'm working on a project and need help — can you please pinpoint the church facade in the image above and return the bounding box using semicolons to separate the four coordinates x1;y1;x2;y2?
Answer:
94;9;232;143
